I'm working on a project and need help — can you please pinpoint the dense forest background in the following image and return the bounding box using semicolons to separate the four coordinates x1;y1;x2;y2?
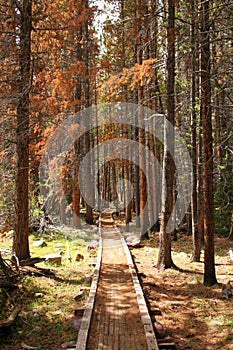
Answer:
0;0;232;286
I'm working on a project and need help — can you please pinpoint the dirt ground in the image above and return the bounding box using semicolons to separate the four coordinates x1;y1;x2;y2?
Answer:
130;233;233;350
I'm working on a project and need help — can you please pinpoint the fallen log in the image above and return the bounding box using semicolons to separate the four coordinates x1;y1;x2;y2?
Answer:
20;257;46;266
21;342;38;350
21;266;53;277
0;305;21;328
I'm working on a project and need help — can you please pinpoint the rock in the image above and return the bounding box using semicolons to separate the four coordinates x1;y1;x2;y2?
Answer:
45;254;62;265
61;340;76;349
32;240;47;248
76;253;84;262
153;321;165;339
74;291;84;301
126;237;141;248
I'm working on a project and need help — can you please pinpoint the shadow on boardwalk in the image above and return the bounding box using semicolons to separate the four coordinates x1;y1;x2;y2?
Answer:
84;210;158;350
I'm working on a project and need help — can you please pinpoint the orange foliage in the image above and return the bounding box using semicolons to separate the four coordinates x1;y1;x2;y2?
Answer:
102;58;156;99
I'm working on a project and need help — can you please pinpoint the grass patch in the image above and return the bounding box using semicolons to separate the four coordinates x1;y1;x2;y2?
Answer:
0;225;98;350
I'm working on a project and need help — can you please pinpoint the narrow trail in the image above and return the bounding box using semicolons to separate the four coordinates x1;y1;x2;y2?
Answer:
76;209;158;350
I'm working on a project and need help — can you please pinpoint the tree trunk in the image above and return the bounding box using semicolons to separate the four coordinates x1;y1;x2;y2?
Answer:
157;0;176;271
197;108;204;244
83;0;93;224
14;0;32;261
191;0;201;261
201;0;217;286
125;161;132;231
73;1;82;227
134;135;140;228
136;0;149;240
73;142;81;228
112;163;119;213
228;214;233;240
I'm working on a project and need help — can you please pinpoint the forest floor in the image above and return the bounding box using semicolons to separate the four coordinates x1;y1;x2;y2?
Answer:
131;236;233;350
0;224;98;350
118;218;233;350
0;217;233;350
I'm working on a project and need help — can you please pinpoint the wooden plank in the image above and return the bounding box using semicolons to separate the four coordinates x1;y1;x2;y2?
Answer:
144;324;160;350
119;231;160;350
76;225;103;350
97;316;104;350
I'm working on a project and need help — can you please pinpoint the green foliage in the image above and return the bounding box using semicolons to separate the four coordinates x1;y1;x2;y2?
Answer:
30;195;44;218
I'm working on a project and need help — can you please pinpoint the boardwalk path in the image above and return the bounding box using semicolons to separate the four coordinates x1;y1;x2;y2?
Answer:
76;210;158;350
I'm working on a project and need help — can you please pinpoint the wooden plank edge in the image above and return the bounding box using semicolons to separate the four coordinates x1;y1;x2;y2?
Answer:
116;228;159;350
75;219;103;350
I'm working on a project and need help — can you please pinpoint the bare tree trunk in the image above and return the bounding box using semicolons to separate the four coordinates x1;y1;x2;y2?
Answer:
157;0;176;270
134;136;140;228
14;0;32;260
112;163;119;213
125;161;132;231
147;141;155;232
201;0;217;286
197;110;204;244
136;0;149;240
83;0;93;224
191;0;201;261
73;142;81;228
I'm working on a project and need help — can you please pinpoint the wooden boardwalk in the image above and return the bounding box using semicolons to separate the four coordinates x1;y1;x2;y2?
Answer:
76;210;159;350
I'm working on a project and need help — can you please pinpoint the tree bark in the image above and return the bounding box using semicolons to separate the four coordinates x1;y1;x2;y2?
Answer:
73;142;81;228
201;0;217;286
157;0;176;270
136;0;149;240
14;0;32;261
83;0;93;224
72;11;82;228
191;0;201;262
